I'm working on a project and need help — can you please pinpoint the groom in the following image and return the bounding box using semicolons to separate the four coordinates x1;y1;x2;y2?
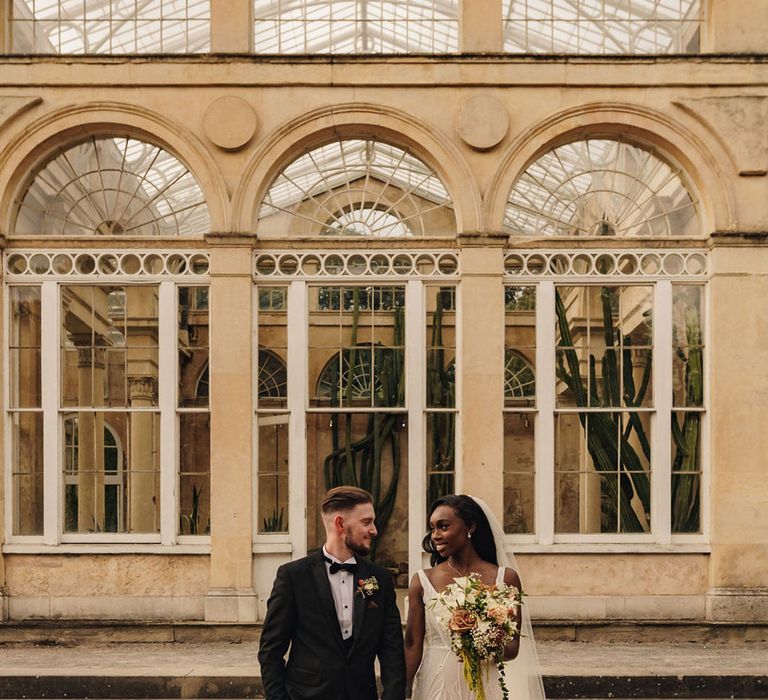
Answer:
258;486;406;700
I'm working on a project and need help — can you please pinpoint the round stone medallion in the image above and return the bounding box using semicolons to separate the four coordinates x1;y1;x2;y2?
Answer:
455;94;509;151
203;96;258;151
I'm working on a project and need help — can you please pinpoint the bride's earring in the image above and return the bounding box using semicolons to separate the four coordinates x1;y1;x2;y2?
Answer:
467;531;472;539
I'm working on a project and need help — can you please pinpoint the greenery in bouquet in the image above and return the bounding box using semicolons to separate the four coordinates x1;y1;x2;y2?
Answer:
430;573;523;700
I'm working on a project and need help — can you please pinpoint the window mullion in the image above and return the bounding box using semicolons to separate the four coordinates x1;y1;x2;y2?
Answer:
654;281;673;544
158;280;177;545
406;280;426;579
41;281;60;545
536;281;555;545
287;280;307;557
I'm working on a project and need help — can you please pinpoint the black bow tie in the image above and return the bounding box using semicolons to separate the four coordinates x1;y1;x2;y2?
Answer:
324;556;356;575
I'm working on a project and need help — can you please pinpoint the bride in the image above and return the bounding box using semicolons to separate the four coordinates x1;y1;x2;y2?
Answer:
405;494;546;700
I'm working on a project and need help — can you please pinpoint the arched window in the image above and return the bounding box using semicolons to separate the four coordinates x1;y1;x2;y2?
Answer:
14;136;209;236
259;349;288;400
505;139;700;238
195;365;209;401
504;349;535;400
257;139;455;237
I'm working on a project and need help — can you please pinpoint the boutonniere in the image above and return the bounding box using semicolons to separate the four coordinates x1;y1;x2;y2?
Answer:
356;576;379;598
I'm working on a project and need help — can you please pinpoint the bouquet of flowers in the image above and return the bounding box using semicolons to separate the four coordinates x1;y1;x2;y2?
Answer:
431;573;523;700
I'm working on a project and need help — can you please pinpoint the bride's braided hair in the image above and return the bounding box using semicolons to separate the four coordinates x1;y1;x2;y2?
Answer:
422;494;498;568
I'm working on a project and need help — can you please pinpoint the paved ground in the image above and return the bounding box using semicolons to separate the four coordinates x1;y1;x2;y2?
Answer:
0;640;766;698
1;639;767;676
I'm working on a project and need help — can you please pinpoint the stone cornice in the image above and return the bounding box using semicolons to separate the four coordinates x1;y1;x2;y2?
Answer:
709;231;768;246
204;232;257;248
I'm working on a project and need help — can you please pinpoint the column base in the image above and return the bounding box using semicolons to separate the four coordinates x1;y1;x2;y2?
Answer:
204;588;259;622
707;587;768;622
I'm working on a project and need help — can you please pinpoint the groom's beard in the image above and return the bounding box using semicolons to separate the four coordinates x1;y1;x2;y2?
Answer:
345;532;372;557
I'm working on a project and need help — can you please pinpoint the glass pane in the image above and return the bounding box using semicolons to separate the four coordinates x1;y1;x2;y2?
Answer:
307;412;408;569
179;348;210;408
503;413;535;533
673;285;704;409
555;412;651;534
671;410;702;533
426;285;456;409
311;286;406;408
63;412;160;534
258;414;289;533
61;286;159;408
11;411;44;535
9;349;42;408
179;413;211;535
427;411;455;511
257;286;288;409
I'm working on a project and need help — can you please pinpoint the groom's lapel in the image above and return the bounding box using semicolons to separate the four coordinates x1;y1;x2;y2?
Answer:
310;551;345;650
349;557;369;655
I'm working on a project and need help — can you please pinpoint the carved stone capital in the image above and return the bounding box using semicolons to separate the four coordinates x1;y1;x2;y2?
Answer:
128;375;158;402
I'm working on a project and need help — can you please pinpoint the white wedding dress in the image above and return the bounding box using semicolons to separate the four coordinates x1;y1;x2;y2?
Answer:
411;567;507;700
410;496;546;700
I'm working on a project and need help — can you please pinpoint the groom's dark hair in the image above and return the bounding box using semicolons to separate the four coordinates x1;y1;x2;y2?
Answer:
321;486;373;514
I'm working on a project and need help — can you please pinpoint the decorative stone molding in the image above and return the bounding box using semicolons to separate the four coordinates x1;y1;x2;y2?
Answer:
128;376;159;403
503;250;708;279
455;95;509;151
203;96;258;151
4;251;210;278
78;347;106;370
674;96;768;177
458;231;509;247
254;250;460;279
0;96;42;134
707;588;768;623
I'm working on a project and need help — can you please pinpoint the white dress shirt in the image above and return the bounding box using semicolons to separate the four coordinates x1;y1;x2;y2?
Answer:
322;545;355;641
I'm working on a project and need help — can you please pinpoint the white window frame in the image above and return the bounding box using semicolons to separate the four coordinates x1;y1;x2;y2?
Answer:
252;251;460;577
3;250;211;552
503;250;709;553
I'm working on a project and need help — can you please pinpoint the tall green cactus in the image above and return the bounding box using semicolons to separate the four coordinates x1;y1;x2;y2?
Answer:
555;287;652;533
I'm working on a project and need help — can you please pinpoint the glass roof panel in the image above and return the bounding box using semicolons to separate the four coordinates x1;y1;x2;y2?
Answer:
14;136;210;236
503;0;701;54
258;138;455;237
10;0;211;54
253;0;459;54
505;139;700;237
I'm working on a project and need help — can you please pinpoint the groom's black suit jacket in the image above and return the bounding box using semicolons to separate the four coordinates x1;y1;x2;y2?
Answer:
258;549;406;700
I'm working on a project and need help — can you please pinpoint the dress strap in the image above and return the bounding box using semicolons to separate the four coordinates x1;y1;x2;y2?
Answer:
496;565;506;586
417;569;436;599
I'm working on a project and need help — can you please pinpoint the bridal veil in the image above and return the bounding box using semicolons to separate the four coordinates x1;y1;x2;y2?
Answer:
470;495;547;700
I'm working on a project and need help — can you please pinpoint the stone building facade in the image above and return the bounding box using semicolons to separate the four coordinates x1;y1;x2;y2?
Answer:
0;0;767;624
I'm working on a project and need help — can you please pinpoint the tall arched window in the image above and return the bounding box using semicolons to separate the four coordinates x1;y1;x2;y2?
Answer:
14;136;210;236
257;138;455;237
505;138;700;238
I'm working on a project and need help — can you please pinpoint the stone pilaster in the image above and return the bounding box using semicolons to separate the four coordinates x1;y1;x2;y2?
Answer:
457;232;508;515
211;0;252;53
707;234;768;621
77;347;105;533
204;234;257;622
460;0;503;53
703;0;768;53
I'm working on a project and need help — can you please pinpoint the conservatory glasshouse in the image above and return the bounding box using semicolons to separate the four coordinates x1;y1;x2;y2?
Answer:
0;0;767;624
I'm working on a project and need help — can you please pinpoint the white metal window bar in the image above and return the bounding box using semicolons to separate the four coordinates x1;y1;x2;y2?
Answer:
9;0;211;54
253;0;459;54
503;0;701;54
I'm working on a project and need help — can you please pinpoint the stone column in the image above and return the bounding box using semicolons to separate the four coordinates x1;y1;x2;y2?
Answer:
704;0;768;52
204;234;257;622
77;348;105;533
458;233;507;515
0;235;7;620
707;234;768;621
128;376;158;533
460;0;503;53
211;0;252;53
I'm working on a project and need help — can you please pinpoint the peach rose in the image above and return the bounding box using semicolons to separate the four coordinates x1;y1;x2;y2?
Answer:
487;605;509;625
449;608;477;632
